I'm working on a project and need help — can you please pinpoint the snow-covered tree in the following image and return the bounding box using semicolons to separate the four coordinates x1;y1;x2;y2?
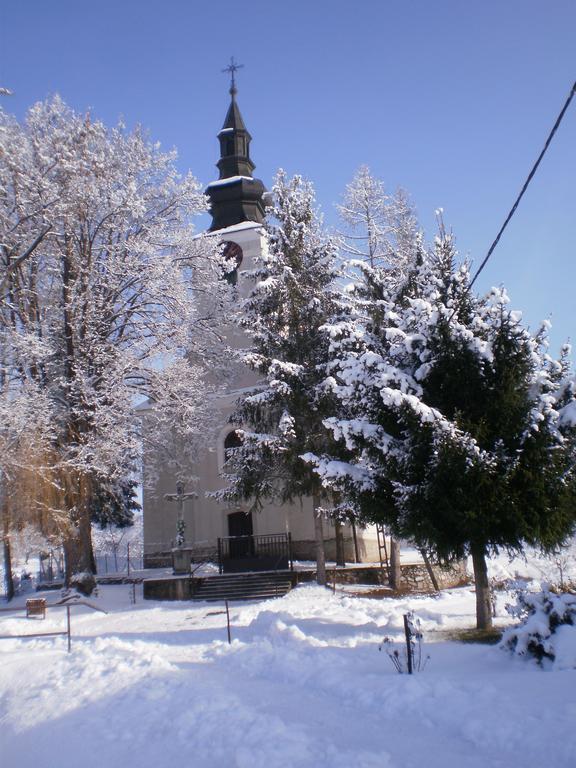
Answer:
338;165;418;277
91;474;141;529
337;168;421;581
0;97;225;583
307;222;576;628
220;172;341;584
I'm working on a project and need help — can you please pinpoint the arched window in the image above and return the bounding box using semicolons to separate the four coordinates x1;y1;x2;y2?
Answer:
221;241;243;286
224;429;243;461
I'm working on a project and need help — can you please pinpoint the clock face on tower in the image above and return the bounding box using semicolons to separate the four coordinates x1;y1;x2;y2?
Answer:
222;241;243;285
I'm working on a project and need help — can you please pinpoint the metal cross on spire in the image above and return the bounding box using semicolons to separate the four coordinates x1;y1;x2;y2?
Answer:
222;56;244;97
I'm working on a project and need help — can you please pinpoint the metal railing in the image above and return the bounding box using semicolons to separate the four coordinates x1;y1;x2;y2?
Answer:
217;533;293;574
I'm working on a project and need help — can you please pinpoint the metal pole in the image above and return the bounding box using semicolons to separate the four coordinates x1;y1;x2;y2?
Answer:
403;614;412;675
225;599;231;644
66;605;71;653
127;542;130;577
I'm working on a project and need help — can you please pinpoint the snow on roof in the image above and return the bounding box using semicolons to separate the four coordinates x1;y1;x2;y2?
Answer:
206;175;254;189
218;127;234;134
208;220;264;236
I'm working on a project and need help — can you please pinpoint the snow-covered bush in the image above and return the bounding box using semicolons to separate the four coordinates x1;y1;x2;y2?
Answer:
70;571;97;597
502;586;576;666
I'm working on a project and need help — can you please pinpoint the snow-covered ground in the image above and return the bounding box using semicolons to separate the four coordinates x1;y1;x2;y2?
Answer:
1;551;575;768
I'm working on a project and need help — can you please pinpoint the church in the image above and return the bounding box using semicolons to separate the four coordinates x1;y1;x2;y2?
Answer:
142;74;381;572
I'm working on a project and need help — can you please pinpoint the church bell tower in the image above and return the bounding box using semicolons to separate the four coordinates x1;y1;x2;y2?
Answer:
206;58;266;232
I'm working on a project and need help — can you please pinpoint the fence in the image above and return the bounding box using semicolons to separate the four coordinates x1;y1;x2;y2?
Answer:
0;601;73;651
94;541;144;576
0;539;219;597
0;541;146;597
217;533;293;573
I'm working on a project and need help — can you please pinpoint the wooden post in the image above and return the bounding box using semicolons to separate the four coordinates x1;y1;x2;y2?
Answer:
390;537;401;591
403;614;413;675
225;599;231;644
334;520;345;567
288;532;293;572
66;605;71;653
312;492;327;586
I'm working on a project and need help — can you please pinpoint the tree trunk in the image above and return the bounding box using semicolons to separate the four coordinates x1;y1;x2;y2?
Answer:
334;519;345;567
63;473;96;584
420;549;440;592
471;543;492;630
63;528;94;584
350;518;360;563
2;538;14;601
389;537;401;591
1;494;14;601
312;492;327;586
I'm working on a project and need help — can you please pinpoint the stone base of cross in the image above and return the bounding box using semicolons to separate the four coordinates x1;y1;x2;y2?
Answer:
164;481;196;548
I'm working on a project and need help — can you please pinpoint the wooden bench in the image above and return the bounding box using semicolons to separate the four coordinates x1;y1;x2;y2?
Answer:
26;598;47;619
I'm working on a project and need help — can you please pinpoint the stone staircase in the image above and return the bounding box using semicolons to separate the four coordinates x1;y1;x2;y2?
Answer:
191;571;293;602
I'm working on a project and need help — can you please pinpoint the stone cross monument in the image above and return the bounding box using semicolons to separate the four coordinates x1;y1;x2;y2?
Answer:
164;481;196;548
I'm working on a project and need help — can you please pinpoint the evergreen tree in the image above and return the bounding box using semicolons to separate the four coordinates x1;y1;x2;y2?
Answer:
308;222;576;628
91;476;141;530
220;172;340;584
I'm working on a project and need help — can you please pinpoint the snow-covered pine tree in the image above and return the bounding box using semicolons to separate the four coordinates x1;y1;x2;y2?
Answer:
220;172;341;585
91;475;141;530
307;221;576;628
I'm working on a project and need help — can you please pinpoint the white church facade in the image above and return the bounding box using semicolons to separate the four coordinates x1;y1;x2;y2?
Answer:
142;81;381;571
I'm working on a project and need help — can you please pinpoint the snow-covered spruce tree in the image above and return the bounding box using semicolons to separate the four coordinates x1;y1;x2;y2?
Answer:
220;172;341;585
307;222;576;628
0;97;225;584
337;167;420;580
91;474;141;529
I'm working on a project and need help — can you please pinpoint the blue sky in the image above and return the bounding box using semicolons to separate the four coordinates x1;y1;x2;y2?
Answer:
2;0;575;350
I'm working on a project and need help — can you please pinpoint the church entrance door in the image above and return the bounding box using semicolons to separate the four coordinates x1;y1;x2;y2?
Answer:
227;511;253;559
228;511;253;538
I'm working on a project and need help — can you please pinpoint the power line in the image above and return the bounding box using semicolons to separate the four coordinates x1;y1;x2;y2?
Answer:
466;79;576;294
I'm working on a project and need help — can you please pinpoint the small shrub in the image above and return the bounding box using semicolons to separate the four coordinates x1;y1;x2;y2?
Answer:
501;586;576;665
379;612;429;673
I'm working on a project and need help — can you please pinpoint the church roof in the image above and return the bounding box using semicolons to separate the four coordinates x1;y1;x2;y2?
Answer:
221;96;248;133
205;74;266;232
